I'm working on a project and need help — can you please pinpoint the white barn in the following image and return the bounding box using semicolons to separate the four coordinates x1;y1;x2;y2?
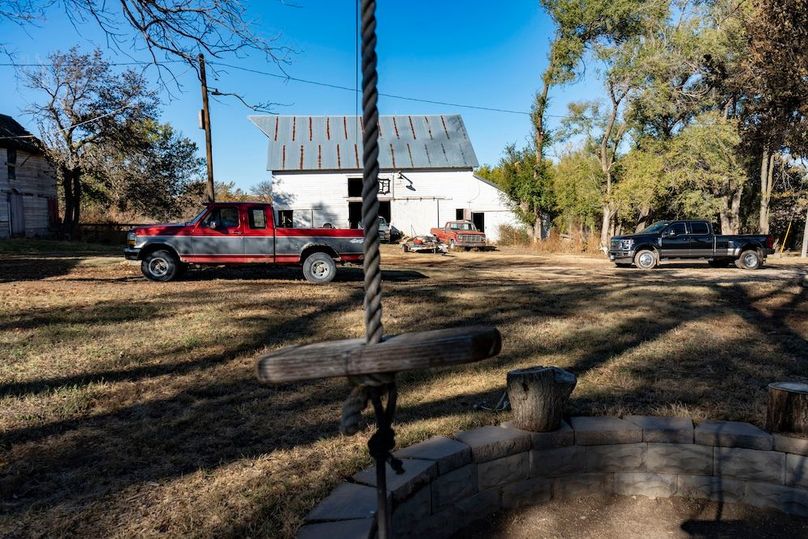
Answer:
249;114;519;241
0;115;57;238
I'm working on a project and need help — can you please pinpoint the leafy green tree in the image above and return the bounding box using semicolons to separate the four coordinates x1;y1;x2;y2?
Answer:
665;112;747;232
24;47;159;236
613;141;668;231
478;145;555;238
552;149;603;235
735;0;808;233
88;121;204;221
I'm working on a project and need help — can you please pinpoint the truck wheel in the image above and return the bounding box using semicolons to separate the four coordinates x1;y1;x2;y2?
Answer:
141;249;180;282
303;252;337;284
736;249;762;270
634;249;658;270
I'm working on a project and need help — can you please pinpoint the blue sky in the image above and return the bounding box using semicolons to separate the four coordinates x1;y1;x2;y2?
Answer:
0;0;599;190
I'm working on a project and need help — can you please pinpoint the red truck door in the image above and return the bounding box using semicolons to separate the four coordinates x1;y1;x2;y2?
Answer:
242;205;275;262
187;205;246;263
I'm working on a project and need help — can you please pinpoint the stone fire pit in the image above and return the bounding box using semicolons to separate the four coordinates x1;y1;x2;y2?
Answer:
298;416;808;538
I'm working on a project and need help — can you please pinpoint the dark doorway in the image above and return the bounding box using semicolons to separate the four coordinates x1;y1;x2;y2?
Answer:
348;178;363;197
472;212;485;233
348;201;361;228
349;200;391;229
456;208;466;220
379;201;391;223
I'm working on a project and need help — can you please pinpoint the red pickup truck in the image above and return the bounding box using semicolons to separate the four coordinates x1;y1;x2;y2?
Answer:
430;220;488;251
125;202;364;283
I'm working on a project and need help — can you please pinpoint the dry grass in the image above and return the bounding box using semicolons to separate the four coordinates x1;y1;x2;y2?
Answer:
2;242;808;537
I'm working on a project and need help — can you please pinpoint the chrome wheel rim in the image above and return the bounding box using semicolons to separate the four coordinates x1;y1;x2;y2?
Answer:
148;257;169;277
638;252;654;268
743;252;758;268
311;260;331;279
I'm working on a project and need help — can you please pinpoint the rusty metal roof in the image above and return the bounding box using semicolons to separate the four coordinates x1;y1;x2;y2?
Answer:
249;114;479;172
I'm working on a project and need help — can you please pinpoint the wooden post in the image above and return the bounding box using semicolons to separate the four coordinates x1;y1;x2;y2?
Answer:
767;382;808;434
199;53;215;203
506;366;576;432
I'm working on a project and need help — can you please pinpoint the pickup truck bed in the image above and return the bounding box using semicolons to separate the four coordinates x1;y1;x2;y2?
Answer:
609;220;773;270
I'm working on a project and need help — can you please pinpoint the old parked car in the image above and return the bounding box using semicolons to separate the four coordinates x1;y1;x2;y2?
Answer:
125;202;364;283
401;235;446;254
609;220;774;270
430;220;488;251
359;216;391;242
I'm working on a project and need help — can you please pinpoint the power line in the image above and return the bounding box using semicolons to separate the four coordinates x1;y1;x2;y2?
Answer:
209;61;533;116
0;60;185;67
0;60;564;118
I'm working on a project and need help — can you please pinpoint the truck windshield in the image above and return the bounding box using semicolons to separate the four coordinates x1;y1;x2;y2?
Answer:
639;221;671;234
450;222;475;231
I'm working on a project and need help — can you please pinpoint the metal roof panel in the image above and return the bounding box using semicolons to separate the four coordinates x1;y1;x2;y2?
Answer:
250;114;478;172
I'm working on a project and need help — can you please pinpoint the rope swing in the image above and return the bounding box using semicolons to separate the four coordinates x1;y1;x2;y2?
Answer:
256;2;503;537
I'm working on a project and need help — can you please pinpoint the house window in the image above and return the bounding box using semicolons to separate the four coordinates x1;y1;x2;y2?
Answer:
348;177;362;197
278;210;294;227
7;148;16;181
456;209;465;220
248;208;267;229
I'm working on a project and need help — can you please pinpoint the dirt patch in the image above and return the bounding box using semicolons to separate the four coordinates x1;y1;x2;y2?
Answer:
1;244;808;537
463;495;808;538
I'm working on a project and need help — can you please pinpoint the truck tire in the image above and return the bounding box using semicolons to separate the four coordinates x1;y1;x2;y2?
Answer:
634;249;658;270
303;252;337;284
736;249;763;270
141;249;180;282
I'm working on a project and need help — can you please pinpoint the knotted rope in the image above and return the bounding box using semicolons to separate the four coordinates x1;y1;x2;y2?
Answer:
344;2;399;536
340;0;400;442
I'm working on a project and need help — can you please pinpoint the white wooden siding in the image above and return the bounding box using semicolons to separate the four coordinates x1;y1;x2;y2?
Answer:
270;170;521;241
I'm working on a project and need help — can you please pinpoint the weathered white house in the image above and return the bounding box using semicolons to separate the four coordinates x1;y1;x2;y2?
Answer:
0;114;57;238
249;114;519;241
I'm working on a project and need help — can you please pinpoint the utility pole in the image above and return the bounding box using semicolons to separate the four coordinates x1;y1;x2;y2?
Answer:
199;53;215;203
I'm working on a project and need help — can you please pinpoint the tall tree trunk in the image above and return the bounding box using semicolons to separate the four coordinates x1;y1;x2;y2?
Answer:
760;148;776;234
60;165;75;239
533;83;550;163
802;206;808;258
597;83;625;251
71;169;82;239
720;187;744;234
530;82;551;242
635;205;652;233
59;166;82;239
533;206;543;240
599;205;613;250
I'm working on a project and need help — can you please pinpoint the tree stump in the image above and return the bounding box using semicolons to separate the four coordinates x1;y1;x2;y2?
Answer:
506;366;577;432
767;382;808;434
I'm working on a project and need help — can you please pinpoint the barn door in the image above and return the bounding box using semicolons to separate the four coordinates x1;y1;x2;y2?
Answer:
9;191;25;237
472;212;485;233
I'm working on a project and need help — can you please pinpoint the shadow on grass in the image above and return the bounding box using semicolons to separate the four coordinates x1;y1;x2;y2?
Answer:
3;263;808;536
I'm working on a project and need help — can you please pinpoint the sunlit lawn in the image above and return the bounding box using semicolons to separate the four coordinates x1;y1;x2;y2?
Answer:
1;241;807;537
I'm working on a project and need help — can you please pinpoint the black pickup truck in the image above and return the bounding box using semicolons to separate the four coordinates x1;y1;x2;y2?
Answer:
609;220;774;270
